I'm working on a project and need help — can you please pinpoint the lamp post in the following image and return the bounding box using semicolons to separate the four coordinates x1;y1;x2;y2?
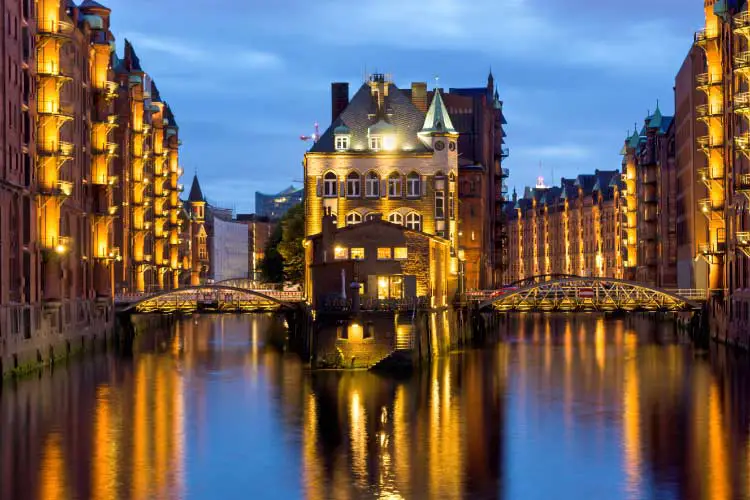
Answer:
458;249;466;300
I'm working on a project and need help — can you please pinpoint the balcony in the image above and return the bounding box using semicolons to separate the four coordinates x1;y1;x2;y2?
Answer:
738;174;750;199
736;51;750;75
94;204;118;217
698;135;723;151
41;235;73;253
699;242;726;256
37;100;73;119
697;166;725;187
39;180;73;197
36;60;71;79
37;140;74;159
37;19;75;37
92;142;118;156
696;72;722;92
697;103;724;119
501;148;510;159
95;80;119;100
699;197;725;218
738;232;750;257
734;11;750;35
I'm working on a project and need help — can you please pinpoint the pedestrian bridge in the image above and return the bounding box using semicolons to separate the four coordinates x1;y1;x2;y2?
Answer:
478;277;702;313
115;285;305;314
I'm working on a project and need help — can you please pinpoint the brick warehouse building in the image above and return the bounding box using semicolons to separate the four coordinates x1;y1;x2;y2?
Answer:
0;0;189;375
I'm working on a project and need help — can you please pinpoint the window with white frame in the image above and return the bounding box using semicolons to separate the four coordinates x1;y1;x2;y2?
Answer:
369;136;382;151
388;173;401;198
388;212;403;225
346;172;360;197
435;190;445;219
346;212;362;225
407;173;420;197
335;135;350;151
365;172;380;197
405;212;422;232
323;172;337;197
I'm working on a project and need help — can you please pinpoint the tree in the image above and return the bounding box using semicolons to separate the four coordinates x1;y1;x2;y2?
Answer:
260;203;304;284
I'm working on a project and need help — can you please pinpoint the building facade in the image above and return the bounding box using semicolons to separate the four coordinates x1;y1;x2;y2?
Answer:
692;0;750;343
0;0;188;375
235;213;275;281
620;106;678;288
304;74;460;301
506;171;624;283
255;186;303;220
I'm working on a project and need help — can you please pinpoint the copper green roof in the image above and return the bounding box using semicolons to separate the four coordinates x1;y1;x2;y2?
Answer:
420;89;457;135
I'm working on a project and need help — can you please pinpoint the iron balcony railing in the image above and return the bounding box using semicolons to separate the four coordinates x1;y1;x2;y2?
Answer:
37;19;75;36
695;28;719;45
698;135;723;150
734;11;750;32
697;166;725;184
696;72;722;90
699;197;724;214
37;100;73;118
699;242;727;255
736;51;750;73
36;60;71;79
697;103;724;118
92;142;118;156
37;140;74;158
41;235;73;252
39;180;73;197
738;173;750;193
736;93;750;114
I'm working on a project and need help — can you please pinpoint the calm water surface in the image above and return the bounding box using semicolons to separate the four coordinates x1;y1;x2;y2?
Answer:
2;313;750;500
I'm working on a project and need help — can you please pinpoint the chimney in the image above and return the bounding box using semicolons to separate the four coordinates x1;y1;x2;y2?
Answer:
331;83;349;123
411;82;428;113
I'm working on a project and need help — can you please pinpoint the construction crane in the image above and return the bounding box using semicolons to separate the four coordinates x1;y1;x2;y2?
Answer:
300;122;320;143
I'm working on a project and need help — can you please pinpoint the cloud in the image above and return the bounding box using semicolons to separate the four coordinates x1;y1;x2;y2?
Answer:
515;144;593;161
122;32;283;71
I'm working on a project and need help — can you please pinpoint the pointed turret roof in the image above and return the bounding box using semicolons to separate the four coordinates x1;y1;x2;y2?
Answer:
420;89;457;135
648;101;663;129
188;175;204;203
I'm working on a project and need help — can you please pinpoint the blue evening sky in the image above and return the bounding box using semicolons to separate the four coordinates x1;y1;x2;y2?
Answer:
101;0;703;212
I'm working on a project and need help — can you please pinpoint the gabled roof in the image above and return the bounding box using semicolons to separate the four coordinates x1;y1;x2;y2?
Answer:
79;0;111;10
310;82;430;154
164;103;178;128
123;39;142;72
151;80;162;102
421;89;457;135
188;175;204;202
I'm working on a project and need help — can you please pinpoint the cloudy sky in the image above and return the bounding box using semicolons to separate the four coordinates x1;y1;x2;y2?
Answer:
101;0;703;212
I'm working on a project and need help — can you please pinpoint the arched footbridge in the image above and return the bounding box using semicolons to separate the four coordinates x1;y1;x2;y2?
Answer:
116;285;305;314
479;277;702;313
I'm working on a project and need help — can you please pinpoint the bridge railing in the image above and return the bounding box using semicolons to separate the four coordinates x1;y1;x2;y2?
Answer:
665;289;707;301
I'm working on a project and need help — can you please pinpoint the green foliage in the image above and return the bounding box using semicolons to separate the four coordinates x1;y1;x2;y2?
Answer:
260;203;305;284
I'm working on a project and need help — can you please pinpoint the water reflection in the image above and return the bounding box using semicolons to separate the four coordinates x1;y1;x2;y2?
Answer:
1;314;750;499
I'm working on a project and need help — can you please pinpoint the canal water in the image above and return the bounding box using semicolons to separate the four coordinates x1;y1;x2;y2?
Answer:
1;313;750;500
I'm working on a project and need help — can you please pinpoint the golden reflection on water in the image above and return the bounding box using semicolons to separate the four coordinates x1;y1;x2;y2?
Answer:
4;314;750;499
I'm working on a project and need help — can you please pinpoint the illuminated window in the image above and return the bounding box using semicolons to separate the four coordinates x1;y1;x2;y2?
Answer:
449;191;455;219
370;136;382;151
346;172;361;197
435;190;445;219
405;212;422;232
388;212;403;225
351;248;365;260
323;172;337;197
394;248;407;260
365;171;380;197
388;173;401;197
335;135;350;151
334;247;348;260
346;212;362;225
407;173;420;197
377;248;392;260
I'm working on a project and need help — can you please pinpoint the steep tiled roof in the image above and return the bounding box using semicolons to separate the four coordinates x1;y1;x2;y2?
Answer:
79;0;110;10
123;39;142;72
163;104;178;128
188;175;204;202
420;89;457;135
310;83;430;154
151;80;162;102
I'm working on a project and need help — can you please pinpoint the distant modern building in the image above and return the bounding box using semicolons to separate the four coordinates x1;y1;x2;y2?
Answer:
235;214;276;281
255;186;303;220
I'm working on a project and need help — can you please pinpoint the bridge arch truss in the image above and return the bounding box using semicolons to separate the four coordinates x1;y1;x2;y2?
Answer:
481;277;700;312
119;285;296;314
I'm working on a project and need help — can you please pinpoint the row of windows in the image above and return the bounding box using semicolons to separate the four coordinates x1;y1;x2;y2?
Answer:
343;211;423;232
323;172;424;198
334;246;408;261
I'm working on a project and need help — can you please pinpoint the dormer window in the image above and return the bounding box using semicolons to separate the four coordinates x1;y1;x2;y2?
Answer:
369;136;382;151
335;135;350;151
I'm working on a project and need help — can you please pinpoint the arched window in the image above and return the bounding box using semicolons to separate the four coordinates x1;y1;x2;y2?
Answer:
346;172;361;197
407;172;420;197
323;172;337;197
365;171;380;197
388;212;403;225
346;212;362;226
388;173;401;198
405;212;422;231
